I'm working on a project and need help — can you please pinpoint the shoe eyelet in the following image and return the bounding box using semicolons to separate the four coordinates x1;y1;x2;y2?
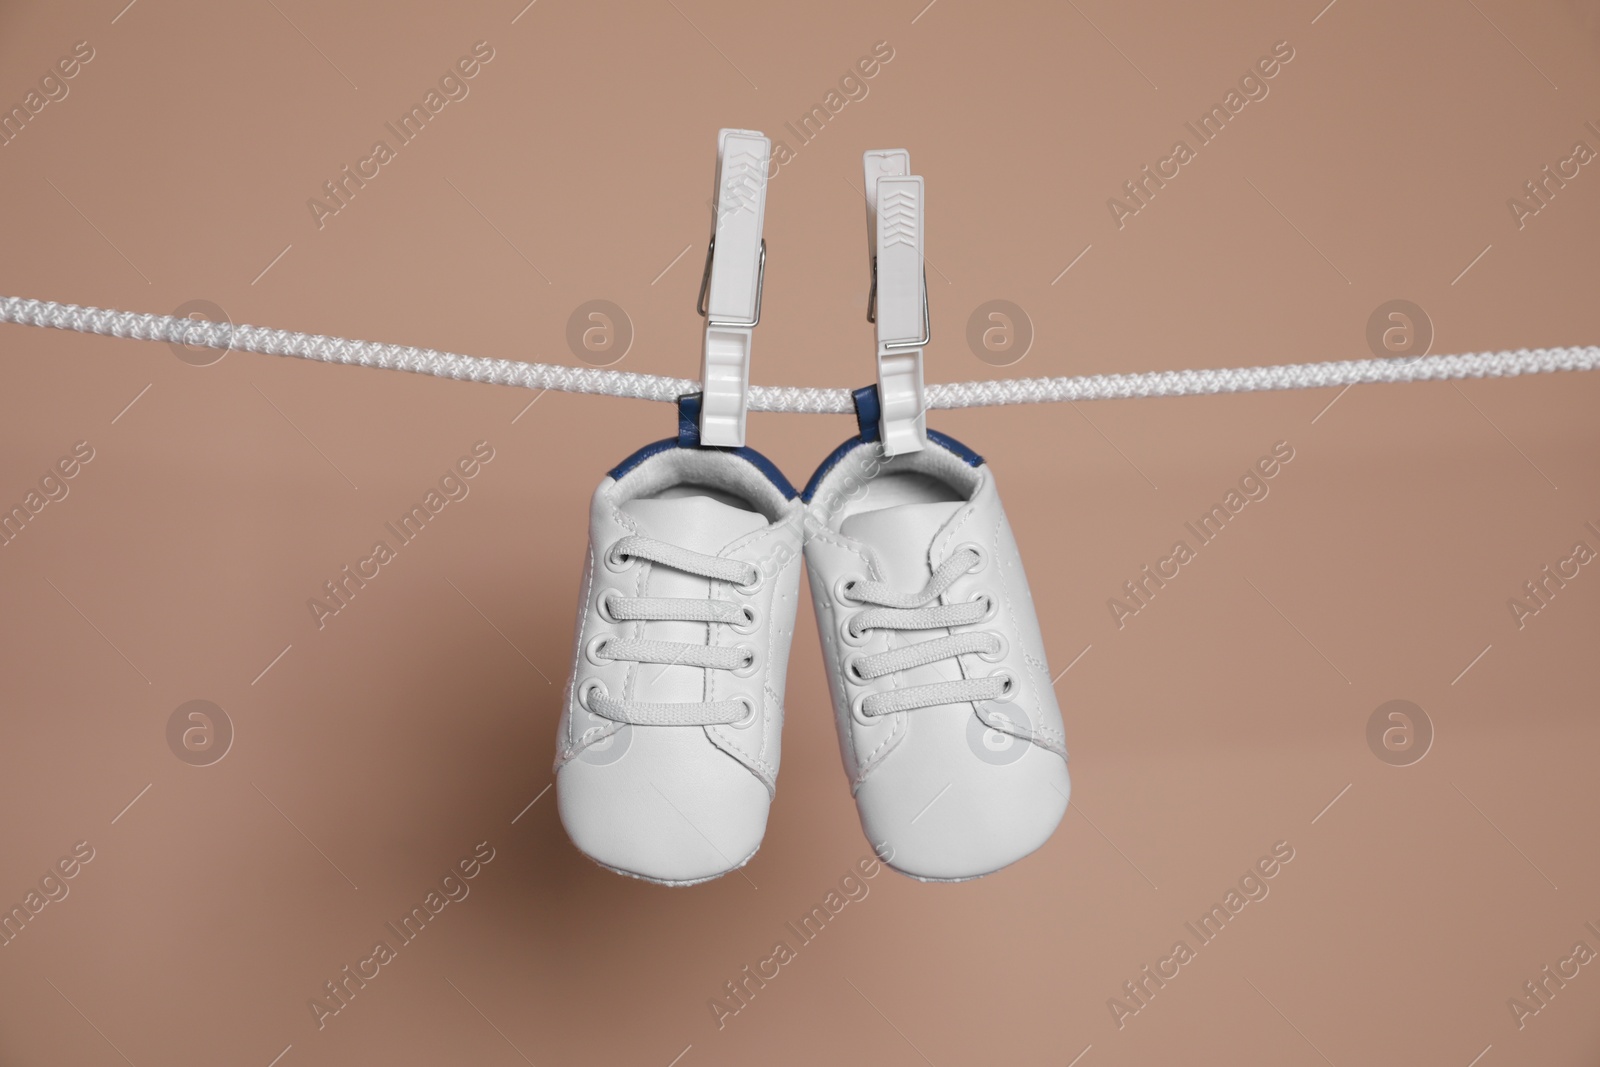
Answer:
839;613;870;647
955;542;989;573
730;696;758;729
730;603;760;635
843;652;869;684
578;680;609;711
850;691;875;725
987;670;1017;704
971;591;999;624
977;632;1009;663
584;635;612;666
834;574;866;606
595;588;620;623
735;566;764;596
733;646;759;678
603;543;634;573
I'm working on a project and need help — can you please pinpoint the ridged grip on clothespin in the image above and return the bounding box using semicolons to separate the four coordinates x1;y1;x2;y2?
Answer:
698;129;770;447
870;164;928;457
862;149;909;286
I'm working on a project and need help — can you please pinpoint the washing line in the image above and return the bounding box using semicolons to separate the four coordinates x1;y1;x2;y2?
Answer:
2;295;1597;413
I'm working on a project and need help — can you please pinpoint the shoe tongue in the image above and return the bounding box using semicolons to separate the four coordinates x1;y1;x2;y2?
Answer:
840;501;963;587
620;495;766;554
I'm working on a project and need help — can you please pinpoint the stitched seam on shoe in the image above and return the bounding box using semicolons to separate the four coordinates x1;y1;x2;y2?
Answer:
987;515;1049;730
600;498;647;743
918;488;1072;762
804;521;860;556
858;709;904;774
929;468;986;563
977;701;1066;755
722;519;790;766
806;523;904;776
854;546;907;776
931;483;1060;754
557;542;602;767
708;518;797;781
754;524;791;766
708;726;778;793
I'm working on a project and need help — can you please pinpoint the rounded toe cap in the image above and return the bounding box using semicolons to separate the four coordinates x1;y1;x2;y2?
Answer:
557;729;770;885
856;737;1069;882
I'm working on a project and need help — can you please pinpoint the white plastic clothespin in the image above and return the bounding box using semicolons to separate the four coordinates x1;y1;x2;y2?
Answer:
863;149;928;456
696;128;771;447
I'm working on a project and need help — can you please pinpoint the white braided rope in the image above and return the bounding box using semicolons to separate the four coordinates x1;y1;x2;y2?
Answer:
924;346;1600;406
3;296;1596;411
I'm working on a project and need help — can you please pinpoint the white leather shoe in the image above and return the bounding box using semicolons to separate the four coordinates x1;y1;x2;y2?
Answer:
556;412;804;886
801;389;1070;881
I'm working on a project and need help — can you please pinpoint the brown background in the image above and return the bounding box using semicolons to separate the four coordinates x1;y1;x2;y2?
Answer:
1;0;1598;1064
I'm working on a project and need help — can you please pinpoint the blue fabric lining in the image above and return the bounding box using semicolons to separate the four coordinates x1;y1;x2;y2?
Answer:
677;392;703;446
607;437;680;481
606;393;798;500
927;428;984;468
852;384;882;442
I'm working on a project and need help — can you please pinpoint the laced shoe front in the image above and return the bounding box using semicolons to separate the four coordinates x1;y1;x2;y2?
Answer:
556;436;803;886
802;398;1070;881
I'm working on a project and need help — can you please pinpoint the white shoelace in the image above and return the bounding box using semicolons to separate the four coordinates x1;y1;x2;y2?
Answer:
844;547;1011;717
583;535;759;728
4;295;1597;410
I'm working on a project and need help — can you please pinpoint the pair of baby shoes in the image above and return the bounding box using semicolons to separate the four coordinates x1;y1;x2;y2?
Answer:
553;390;1070;885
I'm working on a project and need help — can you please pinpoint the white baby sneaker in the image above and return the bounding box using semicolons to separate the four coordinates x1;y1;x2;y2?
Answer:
801;387;1070;881
556;399;804;885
